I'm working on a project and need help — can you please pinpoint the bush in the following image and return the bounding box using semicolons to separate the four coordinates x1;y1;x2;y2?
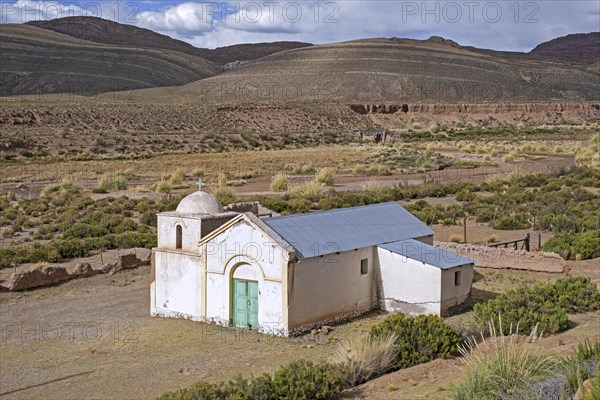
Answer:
361;180;382;194
191;167;205;178
169;168;186;186
292;164;315;175
159;360;342;400
271;174;289;192
369;313;460;370
213;186;237;205
543;231;600;260
449;234;463;243
333;333;397;387
450;323;559;400
474;277;600;335
271;360;343;400
314;168;335;186
493;214;530;230
288;181;322;201
93;175;128;193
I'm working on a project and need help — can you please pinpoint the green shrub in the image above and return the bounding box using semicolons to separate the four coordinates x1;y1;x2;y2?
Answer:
369;313;460;370
473;277;600;335
493;214;530;230
158;360;342;400
271;359;343;400
543;231;600;260
157;380;222;400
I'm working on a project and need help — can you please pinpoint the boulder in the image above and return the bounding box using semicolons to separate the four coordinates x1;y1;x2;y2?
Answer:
109;249;151;274
72;262;101;278
7;266;71;291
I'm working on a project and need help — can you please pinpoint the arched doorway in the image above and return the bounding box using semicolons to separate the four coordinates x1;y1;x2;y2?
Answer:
231;263;259;329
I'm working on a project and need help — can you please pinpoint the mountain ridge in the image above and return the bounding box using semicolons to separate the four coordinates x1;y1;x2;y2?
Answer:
2;17;599;100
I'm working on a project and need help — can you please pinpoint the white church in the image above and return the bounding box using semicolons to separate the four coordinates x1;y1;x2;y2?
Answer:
150;189;474;336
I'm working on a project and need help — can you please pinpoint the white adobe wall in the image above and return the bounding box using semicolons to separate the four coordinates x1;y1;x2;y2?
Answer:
440;264;474;313
203;220;287;335
158;214;201;253
375;247;442;314
288;247;376;331
151;249;203;319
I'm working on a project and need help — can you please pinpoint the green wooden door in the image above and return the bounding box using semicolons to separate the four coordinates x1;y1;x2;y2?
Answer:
233;279;258;328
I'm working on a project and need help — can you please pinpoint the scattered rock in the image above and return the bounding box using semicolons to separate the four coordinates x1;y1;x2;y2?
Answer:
321;325;332;335
7;266;71;291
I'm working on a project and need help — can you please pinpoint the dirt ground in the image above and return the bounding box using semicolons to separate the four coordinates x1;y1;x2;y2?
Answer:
1;260;598;400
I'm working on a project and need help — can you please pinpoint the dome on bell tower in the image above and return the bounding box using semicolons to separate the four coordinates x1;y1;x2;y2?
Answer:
175;191;224;215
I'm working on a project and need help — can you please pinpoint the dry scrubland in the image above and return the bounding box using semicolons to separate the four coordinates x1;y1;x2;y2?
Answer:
1;98;599;400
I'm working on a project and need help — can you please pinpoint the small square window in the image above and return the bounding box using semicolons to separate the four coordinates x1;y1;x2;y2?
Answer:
455;270;462;286
360;259;368;275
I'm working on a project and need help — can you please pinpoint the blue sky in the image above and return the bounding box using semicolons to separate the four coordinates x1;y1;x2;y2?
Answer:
1;1;599;50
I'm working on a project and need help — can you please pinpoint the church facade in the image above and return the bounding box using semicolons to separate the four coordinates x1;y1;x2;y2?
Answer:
151;191;474;336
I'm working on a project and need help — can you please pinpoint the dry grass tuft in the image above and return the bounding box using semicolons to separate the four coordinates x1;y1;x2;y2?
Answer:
333;333;398;387
271;174;289;192
450;319;559;400
449;234;463;243
314;167;335;186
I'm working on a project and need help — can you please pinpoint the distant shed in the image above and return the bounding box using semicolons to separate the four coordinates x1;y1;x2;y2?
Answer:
355;130;388;143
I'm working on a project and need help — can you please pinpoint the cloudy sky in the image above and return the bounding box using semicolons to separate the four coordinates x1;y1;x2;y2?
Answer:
1;0;598;50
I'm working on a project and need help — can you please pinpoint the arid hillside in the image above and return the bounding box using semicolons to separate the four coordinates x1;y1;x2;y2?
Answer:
0;24;220;96
146;37;600;103
530;32;600;65
27;17;312;67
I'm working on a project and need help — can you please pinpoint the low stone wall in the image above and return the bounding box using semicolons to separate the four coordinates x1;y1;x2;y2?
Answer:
3;248;151;291
436;242;565;273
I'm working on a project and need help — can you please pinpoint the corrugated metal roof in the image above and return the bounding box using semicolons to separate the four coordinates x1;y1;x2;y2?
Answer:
378;239;474;269
263;202;433;259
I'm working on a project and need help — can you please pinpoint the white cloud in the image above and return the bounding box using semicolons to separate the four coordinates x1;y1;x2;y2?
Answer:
2;1;598;51
137;2;213;33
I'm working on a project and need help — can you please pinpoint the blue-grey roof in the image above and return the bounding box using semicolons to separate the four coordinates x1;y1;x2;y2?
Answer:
263;202;433;259
378;239;474;269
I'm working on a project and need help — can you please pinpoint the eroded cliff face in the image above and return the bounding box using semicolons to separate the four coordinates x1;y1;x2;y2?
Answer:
350;102;600;127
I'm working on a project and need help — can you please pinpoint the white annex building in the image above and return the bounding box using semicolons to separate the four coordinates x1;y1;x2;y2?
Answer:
151;190;474;336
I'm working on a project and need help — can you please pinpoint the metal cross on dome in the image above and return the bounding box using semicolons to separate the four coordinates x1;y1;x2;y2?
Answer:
197;178;205;192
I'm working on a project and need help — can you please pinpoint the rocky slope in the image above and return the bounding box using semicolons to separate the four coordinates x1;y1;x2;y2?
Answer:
530;32;600;65
0;24;220;96
27;17;312;66
155;37;600;103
